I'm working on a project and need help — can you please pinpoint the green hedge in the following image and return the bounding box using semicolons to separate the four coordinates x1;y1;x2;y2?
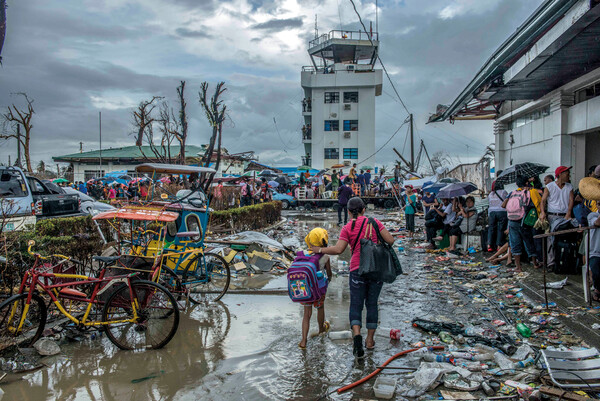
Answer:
210;201;282;232
2;216;105;291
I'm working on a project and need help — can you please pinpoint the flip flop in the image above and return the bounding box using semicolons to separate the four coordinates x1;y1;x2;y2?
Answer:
298;342;306;350
366;341;375;350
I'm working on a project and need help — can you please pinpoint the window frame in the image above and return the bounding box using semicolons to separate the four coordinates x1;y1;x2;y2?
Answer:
343;148;359;159
324;120;339;131
324;148;340;160
343;120;358;131
343;91;359;103
324;92;340;104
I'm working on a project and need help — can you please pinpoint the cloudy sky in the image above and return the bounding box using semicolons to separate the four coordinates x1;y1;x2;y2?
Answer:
0;0;544;170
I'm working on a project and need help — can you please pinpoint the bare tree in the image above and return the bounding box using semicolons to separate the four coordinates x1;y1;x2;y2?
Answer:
176;81;188;164
133;96;179;162
198;82;227;192
0;0;6;64
1;93;34;172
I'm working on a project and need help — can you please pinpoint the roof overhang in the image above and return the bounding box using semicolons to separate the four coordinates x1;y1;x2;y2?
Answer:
429;0;600;123
135;163;216;175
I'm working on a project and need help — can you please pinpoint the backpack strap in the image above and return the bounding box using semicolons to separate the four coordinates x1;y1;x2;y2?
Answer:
352;218;367;250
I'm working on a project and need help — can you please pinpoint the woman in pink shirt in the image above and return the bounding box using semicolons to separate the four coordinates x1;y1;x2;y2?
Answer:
311;197;394;359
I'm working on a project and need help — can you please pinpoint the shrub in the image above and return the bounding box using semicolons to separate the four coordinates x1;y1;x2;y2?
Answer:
210;201;282;232
1;216;104;292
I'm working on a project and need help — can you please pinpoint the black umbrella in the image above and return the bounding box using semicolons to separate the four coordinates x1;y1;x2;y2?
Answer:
259;169;277;177
495;162;548;185
275;175;292;184
437;182;478;199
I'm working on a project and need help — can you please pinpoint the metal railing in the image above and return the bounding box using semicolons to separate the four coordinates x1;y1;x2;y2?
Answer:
309;30;379;48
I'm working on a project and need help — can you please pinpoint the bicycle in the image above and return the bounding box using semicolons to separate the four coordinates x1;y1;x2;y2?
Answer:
0;241;179;350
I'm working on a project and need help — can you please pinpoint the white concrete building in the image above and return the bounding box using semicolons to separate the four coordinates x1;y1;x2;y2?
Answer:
430;0;600;184
301;30;382;170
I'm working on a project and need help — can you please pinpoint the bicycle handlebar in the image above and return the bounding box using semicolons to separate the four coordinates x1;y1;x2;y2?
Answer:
27;240;72;261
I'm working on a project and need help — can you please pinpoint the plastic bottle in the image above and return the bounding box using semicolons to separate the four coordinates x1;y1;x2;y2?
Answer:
464;327;485;336
494;351;515;371
450;351;473;360
473;353;494;361
513;357;535;369
422;354;454;364
411;347;431;355
454;359;488;371
328;331;352;340
516;322;532;338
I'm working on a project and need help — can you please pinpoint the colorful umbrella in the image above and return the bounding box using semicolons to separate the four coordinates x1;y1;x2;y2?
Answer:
331;164;345;169
53;178;68;184
275;176;292;184
297;165;311;171
268;180;279;188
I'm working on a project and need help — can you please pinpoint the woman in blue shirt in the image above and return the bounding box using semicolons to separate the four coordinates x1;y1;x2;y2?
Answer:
404;185;417;238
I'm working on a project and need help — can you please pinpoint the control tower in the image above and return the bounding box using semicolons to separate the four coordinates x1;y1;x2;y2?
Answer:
300;29;382;170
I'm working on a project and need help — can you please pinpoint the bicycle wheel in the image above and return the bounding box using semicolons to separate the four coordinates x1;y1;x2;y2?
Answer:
0;293;47;348
102;280;179;350
182;253;230;303
158;267;187;311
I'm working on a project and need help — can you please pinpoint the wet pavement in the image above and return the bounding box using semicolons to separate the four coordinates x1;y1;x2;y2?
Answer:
0;210;594;400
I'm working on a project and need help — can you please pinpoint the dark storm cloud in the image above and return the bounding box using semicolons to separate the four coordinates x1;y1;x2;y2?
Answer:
175;27;213;39
251;17;303;32
0;0;547;167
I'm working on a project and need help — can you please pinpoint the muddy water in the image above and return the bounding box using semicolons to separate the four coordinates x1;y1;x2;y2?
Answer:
0;210;459;400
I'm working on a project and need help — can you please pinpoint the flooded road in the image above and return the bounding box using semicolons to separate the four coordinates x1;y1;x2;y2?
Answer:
0;210;466;400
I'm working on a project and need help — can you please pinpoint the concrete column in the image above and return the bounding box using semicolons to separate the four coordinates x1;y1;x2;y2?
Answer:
549;91;575;170
493;121;508;172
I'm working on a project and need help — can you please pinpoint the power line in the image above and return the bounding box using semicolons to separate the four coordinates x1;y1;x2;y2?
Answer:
356;119;409;164
348;0;411;117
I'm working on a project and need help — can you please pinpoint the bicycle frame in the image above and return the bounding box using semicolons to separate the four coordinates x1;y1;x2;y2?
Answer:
13;266;141;332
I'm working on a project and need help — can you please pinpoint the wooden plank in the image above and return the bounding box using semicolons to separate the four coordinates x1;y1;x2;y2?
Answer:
539;385;592;401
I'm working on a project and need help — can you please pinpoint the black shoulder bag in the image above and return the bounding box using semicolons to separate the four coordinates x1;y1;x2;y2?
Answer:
358;218;403;283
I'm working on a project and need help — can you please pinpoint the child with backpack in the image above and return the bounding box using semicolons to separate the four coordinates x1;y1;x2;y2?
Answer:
287;228;332;349
502;175;541;272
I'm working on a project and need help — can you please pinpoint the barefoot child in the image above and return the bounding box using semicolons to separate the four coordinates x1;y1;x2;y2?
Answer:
298;228;333;349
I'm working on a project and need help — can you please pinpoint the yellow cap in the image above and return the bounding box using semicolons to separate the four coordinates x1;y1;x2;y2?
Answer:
305;227;329;250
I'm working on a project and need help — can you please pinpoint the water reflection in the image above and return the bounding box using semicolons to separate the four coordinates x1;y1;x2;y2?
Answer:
1;301;231;401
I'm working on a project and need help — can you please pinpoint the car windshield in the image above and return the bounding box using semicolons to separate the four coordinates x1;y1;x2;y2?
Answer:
0;170;27;198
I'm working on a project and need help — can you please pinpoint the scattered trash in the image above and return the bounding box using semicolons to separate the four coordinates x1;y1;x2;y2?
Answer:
373;375;397;399
33;338;61;356
545;277;568;289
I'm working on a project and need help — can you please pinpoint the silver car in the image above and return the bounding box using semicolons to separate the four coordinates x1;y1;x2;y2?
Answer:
62;187;115;215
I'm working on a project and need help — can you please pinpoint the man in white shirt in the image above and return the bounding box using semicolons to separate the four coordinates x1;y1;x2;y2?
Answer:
540;166;575;268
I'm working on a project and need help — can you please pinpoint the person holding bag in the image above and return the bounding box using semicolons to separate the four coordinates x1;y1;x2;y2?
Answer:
311;197;395;359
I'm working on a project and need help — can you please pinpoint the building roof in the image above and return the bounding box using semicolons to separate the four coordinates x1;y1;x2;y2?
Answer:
429;0;600;122
53;145;205;163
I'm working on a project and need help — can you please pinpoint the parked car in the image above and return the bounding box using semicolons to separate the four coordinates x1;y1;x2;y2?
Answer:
271;189;297;209
62;187;116;215
0;167;81;221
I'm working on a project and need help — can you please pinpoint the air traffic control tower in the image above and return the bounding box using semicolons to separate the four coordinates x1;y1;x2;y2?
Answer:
300;30;382;170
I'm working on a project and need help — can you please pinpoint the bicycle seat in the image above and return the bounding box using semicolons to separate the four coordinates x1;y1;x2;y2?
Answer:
175;231;200;239
92;255;120;264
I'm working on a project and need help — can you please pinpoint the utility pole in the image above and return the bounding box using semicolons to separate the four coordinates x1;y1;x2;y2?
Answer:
99;111;102;178
15;124;21;168
79;142;83;153
409;113;415;172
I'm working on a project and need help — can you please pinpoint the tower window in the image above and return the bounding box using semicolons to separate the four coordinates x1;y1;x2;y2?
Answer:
324;92;340;103
324;120;339;131
343;148;358;159
324;148;339;159
344;92;358;103
343;120;358;131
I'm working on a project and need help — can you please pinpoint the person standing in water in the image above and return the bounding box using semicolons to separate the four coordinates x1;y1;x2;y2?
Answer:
311;197;395;358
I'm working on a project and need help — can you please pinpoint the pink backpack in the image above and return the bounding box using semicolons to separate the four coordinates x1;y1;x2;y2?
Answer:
287;252;328;303
506;190;530;221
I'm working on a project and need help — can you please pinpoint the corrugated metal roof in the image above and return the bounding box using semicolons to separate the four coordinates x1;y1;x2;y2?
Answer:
53;145;205;162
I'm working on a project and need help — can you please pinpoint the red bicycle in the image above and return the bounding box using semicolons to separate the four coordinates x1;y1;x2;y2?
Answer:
0;241;179;350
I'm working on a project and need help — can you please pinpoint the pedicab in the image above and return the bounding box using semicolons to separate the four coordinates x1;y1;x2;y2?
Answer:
93;163;231;304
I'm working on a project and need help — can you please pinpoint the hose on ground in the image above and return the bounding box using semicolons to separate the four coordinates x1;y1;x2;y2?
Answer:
336;345;445;394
